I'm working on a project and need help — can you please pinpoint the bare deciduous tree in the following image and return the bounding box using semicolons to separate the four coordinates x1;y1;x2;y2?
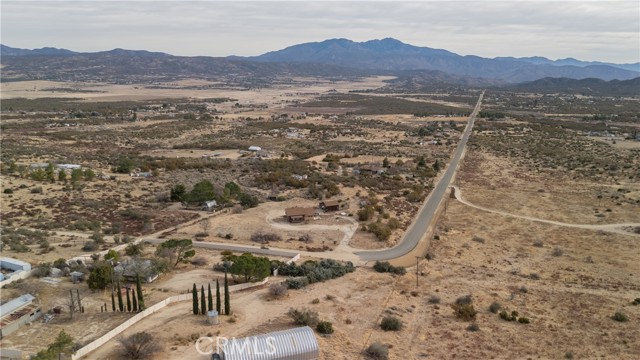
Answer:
118;332;161;359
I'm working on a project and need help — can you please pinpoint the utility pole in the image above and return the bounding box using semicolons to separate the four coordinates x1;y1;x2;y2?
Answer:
415;256;421;289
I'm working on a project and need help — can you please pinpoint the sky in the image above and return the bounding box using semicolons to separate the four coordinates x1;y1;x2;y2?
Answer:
1;1;639;64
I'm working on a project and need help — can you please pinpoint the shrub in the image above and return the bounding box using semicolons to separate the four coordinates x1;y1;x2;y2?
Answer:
489;302;501;314
380;316;402;331
191;257;208;266
365;342;389;360
452;302;477;321
82;241;99;252
552;247;564;256
285;276;309;289
287;308;319;326
3;188;13;194
33;263;52;278
316;321;334;335
367;222;392;241
612;312;629;322
373;261;406;275
250;231;282;243
518;317;530;324
269;283;288;298
532;240;544;247
125;243;142;256
565;351;574;359
519;286;528;293
499;310;520;322
311;298;320;304
472;235;485;244
31;187;43;194
118;331;161;359
428;295;441;304
467;323;480;331
631;298;640;306
455;295;472;305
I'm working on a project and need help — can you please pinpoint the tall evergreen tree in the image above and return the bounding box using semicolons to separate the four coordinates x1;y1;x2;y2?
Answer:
117;281;124;312
126;288;132;312
136;275;145;310
192;283;198;315
216;279;221;314
200;286;206;315
132;288;138;312
224;272;230;315
207;283;213;312
111;288;116;312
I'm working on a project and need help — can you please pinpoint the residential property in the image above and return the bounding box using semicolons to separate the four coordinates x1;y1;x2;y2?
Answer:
248;146;262;152
284;207;317;223
353;165;386;175
114;259;159;283
0;294;42;339
319;199;342;212
215;326;319;360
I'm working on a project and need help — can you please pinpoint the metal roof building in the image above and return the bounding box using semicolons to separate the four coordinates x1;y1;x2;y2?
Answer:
1;294;42;339
217;326;319;360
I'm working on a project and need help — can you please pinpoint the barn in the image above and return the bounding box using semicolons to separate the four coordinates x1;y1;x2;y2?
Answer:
214;326;319;360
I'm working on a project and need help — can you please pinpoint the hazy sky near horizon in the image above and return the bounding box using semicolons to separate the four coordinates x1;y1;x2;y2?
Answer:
2;1;639;63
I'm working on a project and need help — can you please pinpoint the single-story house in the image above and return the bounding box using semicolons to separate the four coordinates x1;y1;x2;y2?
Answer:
248;146;262;152
284;207;317;223
0;294;42;339
215;326;318;360
202;200;217;211
114;259;159;283
319;199;341;212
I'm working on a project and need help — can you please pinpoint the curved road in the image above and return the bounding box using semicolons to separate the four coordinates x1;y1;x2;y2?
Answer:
452;185;640;236
356;91;485;261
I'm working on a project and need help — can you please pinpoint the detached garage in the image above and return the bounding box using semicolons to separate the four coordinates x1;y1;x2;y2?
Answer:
215;326;319;360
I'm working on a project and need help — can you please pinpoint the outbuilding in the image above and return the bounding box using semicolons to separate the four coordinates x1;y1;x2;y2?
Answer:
0;294;42;339
214;326;319;360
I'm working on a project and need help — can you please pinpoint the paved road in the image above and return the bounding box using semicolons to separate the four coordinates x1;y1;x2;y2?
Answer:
356;91;485;261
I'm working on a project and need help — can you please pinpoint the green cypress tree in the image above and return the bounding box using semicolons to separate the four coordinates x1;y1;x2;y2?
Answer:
224;272;230;315
200;286;206;315
126;288;132;312
117;281;124;312
192;283;198;315
132;288;138;312
216;279;221;314
111;288;116;312
207;283;213;312
136;275;145;310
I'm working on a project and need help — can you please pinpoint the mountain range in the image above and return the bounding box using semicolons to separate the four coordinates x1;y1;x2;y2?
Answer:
1;38;638;85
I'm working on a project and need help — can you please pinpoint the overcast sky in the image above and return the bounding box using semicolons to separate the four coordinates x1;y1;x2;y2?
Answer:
2;1;639;63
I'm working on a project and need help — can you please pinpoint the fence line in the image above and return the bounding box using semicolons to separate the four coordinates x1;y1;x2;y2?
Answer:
71;279;268;359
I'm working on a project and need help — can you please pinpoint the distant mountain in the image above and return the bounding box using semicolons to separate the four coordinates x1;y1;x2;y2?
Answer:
248;38;639;83
0;45;373;84
494;56;640;73
1;44;77;56
510;77;640;97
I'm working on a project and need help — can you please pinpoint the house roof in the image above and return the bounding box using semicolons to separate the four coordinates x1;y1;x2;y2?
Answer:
285;207;316;217
220;326;319;360
320;199;340;207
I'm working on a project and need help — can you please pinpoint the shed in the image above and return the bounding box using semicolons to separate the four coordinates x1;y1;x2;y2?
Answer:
319;199;341;212
70;271;85;283
216;326;319;360
0;294;42;339
284;207;317;223
202;200;218;211
248;146;262;152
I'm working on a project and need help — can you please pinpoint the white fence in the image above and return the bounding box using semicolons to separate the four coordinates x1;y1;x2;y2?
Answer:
0;269;33;288
72;278;270;359
0;348;22;360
